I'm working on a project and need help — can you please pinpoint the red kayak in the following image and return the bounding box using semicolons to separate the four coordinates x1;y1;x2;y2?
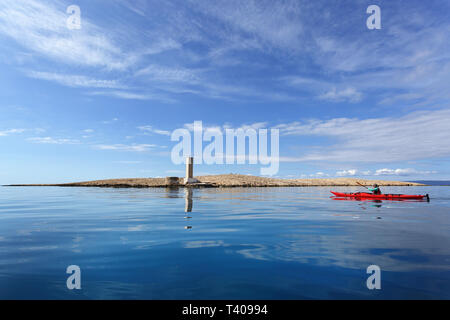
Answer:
330;191;429;201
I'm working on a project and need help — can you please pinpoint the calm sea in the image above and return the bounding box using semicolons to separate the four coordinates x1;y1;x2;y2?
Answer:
0;186;449;299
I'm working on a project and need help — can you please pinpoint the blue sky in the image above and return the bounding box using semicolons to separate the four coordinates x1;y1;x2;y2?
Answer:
1;0;449;184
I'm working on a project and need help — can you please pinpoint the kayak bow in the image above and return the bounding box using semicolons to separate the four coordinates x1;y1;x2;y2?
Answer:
330;191;429;201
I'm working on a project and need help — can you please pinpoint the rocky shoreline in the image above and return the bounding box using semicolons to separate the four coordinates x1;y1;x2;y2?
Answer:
4;174;425;188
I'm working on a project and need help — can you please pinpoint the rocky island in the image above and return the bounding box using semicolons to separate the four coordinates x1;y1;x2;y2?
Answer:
5;174;424;188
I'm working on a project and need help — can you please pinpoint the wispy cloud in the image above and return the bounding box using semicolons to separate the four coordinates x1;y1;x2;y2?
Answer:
26;71;124;89
2;0;449;107
27;137;80;144
279;3;450;107
142;38;182;55
0;128;26;136
95;144;158;152
373;168;437;176
0;0;305;103
183;121;269;133
191;0;304;52
309;172;328;178
101;118;119;124
88;90;175;103
137;125;171;136
0;0;133;70
334;168;436;177
319;87;362;103
276;108;450;163
135;65;200;83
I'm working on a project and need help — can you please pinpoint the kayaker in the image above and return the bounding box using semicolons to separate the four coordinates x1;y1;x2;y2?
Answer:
368;184;381;195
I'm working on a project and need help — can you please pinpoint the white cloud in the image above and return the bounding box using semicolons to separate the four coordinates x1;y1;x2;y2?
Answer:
102;118;119;124
234;122;269;131
0;128;26;136
282;8;450;108
95;144;158;152
191;0;304;51
26;71;124;89
142;38;182;55
310;172;328;178
336;169;358;177
135;65;200;83
276;108;450;163
0;0;133;70
137;125;171;136
1;0;448;107
27;137;80;144
334;168;436;177
374;168;436;176
183;121;268;134
379;93;423;106
319;87;362;103
88;90;175;103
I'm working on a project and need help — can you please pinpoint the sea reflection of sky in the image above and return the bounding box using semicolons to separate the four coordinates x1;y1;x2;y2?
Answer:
0;186;449;299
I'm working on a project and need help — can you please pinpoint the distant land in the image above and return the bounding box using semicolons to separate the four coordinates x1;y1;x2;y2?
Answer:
4;174;424;188
410;180;450;186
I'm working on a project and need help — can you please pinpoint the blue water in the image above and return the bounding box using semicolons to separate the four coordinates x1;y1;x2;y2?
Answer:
412;180;450;186
0;186;449;299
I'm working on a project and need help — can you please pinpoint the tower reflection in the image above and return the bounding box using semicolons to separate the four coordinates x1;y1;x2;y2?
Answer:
185;187;193;213
184;188;193;230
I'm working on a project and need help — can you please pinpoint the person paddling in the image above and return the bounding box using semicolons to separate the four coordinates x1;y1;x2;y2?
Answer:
356;181;382;195
368;184;381;195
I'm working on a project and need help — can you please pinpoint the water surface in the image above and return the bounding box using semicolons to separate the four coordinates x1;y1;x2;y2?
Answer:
0;186;449;299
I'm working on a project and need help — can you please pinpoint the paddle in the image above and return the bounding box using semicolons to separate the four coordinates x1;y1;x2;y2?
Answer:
356;181;370;190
